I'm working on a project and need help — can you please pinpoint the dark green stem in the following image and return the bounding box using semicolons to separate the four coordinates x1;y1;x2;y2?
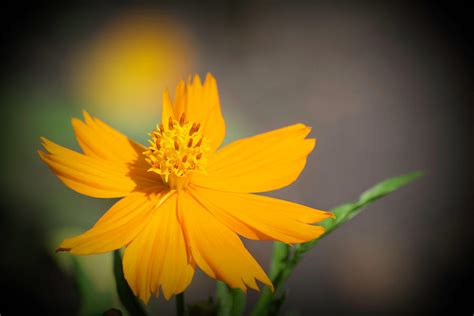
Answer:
176;292;185;316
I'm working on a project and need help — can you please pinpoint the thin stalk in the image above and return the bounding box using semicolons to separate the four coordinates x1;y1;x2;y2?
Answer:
176;292;185;316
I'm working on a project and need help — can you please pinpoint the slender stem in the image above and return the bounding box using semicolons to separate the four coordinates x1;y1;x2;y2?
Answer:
176;292;185;316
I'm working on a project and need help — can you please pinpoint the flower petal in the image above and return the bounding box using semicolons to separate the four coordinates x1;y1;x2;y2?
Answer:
189;187;331;243
170;74;225;152
57;190;164;254
178;191;272;292
192;124;315;193
123;193;194;303
161;89;175;122
72;111;149;170
39;138;158;198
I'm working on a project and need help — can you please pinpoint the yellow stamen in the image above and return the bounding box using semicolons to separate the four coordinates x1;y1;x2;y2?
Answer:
189;123;200;136
179;113;186;126
143;114;210;188
195;137;203;148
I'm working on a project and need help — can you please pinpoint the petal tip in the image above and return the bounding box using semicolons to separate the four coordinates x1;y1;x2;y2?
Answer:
55;247;70;253
81;109;91;118
205;72;216;83
268;282;275;293
192;74;202;86
71;117;82;128
39;136;48;144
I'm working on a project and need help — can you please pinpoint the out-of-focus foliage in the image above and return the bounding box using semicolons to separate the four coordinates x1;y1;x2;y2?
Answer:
113;250;147;316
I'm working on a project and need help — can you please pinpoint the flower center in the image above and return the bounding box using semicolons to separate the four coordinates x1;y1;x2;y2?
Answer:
144;114;210;189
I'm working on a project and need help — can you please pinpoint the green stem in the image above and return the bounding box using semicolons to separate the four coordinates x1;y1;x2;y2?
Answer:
251;242;291;316
176;292;185;316
216;281;246;316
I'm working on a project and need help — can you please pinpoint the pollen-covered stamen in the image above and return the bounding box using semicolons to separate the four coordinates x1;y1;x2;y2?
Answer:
143;115;210;184
179;113;186;126
195;137;203;148
189;123;200;136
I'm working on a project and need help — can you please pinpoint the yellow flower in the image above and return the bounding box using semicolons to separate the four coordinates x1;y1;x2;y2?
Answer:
38;74;333;303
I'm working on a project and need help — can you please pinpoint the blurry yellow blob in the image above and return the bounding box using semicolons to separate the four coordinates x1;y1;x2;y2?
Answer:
74;11;194;125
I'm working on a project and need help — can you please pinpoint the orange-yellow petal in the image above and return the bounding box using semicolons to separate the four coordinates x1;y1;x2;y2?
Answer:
172;79;187;118
72;111;150;170
38;138;157;198
178;191;272;292
189;187;331;243
57;190;164;254
123;193;194;303
192;123;315;193
170;74;225;152
161;89;175;122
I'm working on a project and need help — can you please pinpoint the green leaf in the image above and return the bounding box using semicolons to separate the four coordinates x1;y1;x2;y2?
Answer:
113;250;147;316
70;256;114;316
359;171;424;204
301;171;423;252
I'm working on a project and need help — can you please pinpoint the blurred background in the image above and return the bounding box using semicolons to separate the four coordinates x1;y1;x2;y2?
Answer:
0;1;472;315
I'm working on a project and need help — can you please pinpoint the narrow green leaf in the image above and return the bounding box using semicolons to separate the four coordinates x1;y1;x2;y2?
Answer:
113;250;147;316
359;171;423;204
301;171;423;251
252;171;423;316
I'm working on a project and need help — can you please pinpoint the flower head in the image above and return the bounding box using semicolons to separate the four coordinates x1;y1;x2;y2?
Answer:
144;115;210;184
39;74;334;303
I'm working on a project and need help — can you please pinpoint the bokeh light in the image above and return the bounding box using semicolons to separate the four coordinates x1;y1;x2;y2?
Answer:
73;10;194;125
